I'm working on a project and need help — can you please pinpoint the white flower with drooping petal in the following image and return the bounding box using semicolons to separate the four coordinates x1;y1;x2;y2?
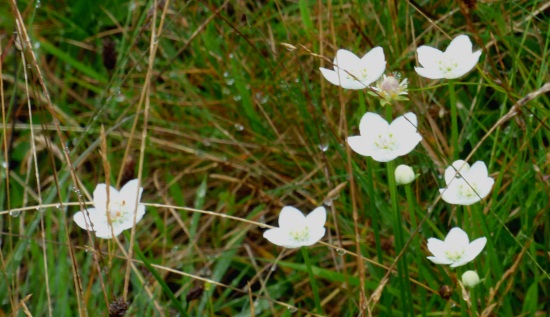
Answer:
415;35;481;79
74;179;146;239
440;160;494;205
427;227;486;268
320;47;386;90
263;206;326;249
347;112;422;162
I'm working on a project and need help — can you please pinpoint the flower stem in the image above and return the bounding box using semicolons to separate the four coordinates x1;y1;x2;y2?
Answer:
301;247;323;314
387;160;413;316
367;158;383;263
470;286;479;315
404;184;427;317
449;81;459;160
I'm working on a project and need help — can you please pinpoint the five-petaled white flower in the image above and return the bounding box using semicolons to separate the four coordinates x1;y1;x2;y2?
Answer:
347;112;422;162
263;206;326;249
415;35;481;79
440;160;494;205
320;47;386;90
74;179;146;239
427;227;486;268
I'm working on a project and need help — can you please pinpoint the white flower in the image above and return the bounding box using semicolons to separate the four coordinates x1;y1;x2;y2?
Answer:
320;47;386;90
440;160;494;205
427;227;486;268
73;179;146;239
347;112;422;162
395;164;415;185
415;35;481;79
461;270;481;288
263;206;326;249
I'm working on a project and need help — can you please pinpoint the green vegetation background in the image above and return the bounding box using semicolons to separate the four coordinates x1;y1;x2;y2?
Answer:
0;0;549;316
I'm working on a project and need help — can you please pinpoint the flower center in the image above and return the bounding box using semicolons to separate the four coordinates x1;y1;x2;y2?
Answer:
458;181;479;199
444;244;465;261
288;225;310;242
107;200;127;224
345;67;368;82
437;56;459;74
373;133;397;150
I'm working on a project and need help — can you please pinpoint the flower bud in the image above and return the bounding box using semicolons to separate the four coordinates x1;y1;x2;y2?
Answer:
461;270;480;288
395;164;415;185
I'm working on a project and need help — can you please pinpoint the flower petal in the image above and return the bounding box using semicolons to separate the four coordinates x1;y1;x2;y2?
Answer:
427;256;454;265
370;150;399;163
117;204;147;231
426;237;448;260
390;112;422;157
94;223;123;239
444;160;470;185
359;112;388;137
334;49;362;72
414;66;443;80
278;206;306;229
451;237;486;267
347;136;374;157
319;68;342;86
416;46;444;70
306;206;327;229
263;228;290;247
304;227;326;246
119;179;143;207
73;208;98;231
445;227;470;246
361;46;386;85
445;35;473;58
93;184;119;211
440;183;465;205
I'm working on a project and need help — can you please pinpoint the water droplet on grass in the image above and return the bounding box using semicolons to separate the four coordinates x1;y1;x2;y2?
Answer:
336;248;346;255
10;210;21;217
234;123;244;131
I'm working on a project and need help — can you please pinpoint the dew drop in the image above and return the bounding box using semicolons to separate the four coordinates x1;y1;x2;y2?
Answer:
336;248;346;255
270;264;277;272
225;78;235;85
223;71;229;78
10;210;21;217
234;123;244;131
35;0;41;8
318;143;329;152
233;95;242;101
287;306;298;313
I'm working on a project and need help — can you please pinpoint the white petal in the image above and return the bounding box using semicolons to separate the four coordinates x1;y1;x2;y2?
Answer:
416;46;444;70
475;177;495;201
359;112;388;137
263;228;294;248
94;223;122;239
334;49;362;72
73;209;97;231
426;237;448;260
278;206;306;229
414;66;443;80
319;68;342;86
391;113;422;157
347;136;375;157
451;236;486;267
306;207;326;229
465;237;487;261
370;150;399;163
93;184;119;210
303;227;325;246
440;184;464;205
117;204;147;231
427;256;454;265
338;79;370;90
468;161;488;178
445;35;473;57
445;227;470;246
119;179;143;206
444;160;470;185
361;46;386;85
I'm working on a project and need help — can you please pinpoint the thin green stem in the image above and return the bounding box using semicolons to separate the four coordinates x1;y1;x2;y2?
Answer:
470;285;479;316
449;81;459;160
404;184;426;317
367;158;383;263
301;247;323;314
387;160;412;317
